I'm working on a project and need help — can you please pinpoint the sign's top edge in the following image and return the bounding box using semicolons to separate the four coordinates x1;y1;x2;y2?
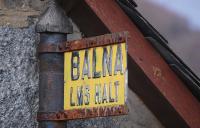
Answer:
38;31;129;53
64;31;129;52
68;31;129;43
69;31;129;43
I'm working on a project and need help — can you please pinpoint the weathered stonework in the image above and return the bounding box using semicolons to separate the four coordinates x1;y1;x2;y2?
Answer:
0;24;39;128
0;0;48;28
0;0;48;10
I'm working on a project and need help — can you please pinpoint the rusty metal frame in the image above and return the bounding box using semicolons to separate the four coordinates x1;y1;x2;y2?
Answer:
37;31;128;53
37;105;128;121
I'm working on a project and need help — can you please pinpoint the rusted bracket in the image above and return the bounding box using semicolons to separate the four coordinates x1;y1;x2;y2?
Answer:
37;105;128;121
37;31;129;53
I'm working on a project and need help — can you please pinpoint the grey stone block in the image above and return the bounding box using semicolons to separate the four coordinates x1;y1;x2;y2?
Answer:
0;24;39;128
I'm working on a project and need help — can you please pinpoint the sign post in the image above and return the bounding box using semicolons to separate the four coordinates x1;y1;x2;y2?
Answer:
37;32;129;121
36;0;73;127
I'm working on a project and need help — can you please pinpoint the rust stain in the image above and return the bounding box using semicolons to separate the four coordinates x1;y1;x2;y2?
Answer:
37;105;128;121
37;31;129;53
153;66;162;78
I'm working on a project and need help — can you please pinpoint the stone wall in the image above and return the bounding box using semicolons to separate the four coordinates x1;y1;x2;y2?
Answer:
0;0;48;10
0;1;164;128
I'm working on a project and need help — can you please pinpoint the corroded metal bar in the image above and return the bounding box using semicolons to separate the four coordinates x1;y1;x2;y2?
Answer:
36;0;73;127
37;105;128;121
38;33;66;128
37;31;129;53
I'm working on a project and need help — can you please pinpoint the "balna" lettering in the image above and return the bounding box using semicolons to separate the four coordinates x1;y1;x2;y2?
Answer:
71;44;124;81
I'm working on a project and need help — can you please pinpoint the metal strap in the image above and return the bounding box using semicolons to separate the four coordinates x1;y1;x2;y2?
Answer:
37;32;129;53
37;42;67;53
37;105;128;121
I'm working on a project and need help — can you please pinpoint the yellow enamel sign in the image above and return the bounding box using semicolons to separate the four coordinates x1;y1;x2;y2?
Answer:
64;42;127;110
